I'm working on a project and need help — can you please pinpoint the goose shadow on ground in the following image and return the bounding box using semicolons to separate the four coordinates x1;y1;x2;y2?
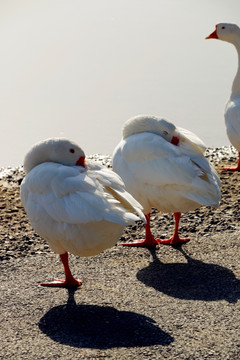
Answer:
39;289;174;349
137;247;240;303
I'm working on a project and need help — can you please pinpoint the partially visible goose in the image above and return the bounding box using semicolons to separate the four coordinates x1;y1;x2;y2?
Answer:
112;115;221;246
20;138;145;287
206;23;240;171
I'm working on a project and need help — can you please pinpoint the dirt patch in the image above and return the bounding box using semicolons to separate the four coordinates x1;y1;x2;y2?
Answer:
0;147;240;359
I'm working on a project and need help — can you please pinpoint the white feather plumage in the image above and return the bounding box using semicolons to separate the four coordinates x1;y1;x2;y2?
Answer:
20;138;145;286
112;115;221;246
207;23;240;170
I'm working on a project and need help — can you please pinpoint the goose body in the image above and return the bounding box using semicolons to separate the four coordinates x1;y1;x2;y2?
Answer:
112;115;221;246
206;23;240;170
20;138;145;287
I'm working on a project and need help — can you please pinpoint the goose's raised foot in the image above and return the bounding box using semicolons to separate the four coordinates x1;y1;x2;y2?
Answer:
222;153;240;171
40;278;82;288
222;166;240;171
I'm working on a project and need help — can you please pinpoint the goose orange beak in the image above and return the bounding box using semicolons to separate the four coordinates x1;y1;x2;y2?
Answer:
171;136;179;146
76;156;85;167
206;28;218;39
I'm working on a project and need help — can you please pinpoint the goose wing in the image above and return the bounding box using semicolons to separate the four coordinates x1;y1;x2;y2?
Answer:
115;132;204;187
20;162;145;227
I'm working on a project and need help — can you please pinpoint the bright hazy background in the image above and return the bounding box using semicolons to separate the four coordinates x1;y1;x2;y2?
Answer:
0;0;240;167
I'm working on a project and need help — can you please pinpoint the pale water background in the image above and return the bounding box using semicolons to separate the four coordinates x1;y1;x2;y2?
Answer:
0;0;240;167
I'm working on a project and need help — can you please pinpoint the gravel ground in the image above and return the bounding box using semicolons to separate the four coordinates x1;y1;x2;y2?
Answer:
0;146;240;359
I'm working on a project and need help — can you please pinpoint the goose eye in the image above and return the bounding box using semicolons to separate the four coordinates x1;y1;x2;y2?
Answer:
163;131;168;135
221;26;225;29
69;148;75;154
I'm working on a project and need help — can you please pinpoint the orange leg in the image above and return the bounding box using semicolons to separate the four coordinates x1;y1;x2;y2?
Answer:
40;252;82;288
223;152;240;171
158;212;190;245
122;213;161;247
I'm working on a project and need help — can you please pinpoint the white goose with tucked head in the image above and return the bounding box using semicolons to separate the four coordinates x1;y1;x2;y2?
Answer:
112;115;221;246
206;23;240;171
20;138;145;287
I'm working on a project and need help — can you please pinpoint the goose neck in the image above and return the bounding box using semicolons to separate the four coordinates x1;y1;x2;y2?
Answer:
231;41;240;99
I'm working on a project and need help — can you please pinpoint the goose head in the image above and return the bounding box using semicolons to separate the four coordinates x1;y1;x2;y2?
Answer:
122;115;179;145
23;138;86;174
206;23;240;45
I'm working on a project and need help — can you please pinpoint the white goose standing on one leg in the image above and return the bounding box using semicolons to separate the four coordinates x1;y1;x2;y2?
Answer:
20;138;145;287
206;23;240;171
112;115;221;246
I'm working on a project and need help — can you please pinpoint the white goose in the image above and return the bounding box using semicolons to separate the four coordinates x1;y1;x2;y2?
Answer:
112;115;221;246
20;138;145;287
206;23;240;171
